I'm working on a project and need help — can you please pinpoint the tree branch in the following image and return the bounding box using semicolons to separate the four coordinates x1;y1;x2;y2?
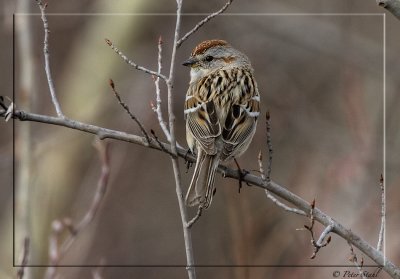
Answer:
35;1;64;117
6;107;400;279
176;0;234;48
166;1;196;278
376;0;400;20
105;38;169;83
109;79;151;145
151;36;172;142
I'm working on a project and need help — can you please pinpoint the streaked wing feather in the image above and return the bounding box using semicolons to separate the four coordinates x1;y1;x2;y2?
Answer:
186;96;221;155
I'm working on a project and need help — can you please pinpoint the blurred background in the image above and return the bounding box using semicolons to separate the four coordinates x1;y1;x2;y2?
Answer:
1;0;399;278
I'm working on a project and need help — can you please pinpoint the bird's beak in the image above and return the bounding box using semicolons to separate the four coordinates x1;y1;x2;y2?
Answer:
182;57;197;67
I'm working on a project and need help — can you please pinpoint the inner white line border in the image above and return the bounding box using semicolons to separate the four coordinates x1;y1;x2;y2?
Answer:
13;12;387;266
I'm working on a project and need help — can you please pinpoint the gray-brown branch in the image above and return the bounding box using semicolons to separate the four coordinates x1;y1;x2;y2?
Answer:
6;108;400;279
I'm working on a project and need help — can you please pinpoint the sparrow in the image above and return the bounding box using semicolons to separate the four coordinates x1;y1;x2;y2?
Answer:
183;39;260;209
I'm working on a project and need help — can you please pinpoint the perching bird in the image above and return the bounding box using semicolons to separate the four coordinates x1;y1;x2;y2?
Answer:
183;39;260;209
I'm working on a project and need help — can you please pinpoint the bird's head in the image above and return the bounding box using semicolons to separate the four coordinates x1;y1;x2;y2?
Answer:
183;39;251;82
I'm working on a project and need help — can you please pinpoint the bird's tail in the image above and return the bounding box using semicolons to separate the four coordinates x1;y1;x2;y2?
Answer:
185;148;220;209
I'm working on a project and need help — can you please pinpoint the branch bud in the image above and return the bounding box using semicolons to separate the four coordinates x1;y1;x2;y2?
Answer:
105;38;112;46
109;79;115;89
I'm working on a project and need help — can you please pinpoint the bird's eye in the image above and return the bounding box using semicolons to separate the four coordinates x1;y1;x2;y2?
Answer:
205;55;214;62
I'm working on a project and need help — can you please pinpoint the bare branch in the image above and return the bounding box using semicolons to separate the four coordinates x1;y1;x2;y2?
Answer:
166;1;196;278
177;0;234;47
17;237;29;279
105;38;169;83
150;129;176;157
35;1;64;117
377;0;400;20
377;174;385;252
151;36;172;142
109;79;151;145
7;109;400;279
299;200;333;259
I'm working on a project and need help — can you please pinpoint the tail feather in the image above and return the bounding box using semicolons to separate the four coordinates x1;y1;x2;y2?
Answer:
185;149;220;209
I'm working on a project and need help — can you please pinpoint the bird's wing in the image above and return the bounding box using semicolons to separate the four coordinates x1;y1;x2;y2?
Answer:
185;81;221;155
221;74;260;160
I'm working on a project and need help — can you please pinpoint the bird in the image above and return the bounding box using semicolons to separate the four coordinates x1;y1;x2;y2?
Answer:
182;39;260;209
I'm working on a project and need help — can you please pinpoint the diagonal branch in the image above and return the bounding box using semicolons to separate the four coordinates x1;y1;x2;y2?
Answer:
35;1;64;118
109;79;151;145
105;38;169;83
5;108;400;278
176;0;234;47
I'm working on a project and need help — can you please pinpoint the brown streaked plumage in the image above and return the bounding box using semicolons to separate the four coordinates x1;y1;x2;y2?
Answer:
183;40;260;209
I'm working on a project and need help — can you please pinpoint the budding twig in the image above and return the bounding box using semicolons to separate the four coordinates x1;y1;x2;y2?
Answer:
35;0;64;118
176;0;234;47
152;36;172;143
105;38;169;83
150;129;176;157
258;112;305;215
299;199;334;259
109;79;151;145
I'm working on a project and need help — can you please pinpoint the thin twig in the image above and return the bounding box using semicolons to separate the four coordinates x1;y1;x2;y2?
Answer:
176;0;234;47
258;151;306;216
35;1;64;117
105;38;169;83
259;112;305;215
151;36;172;142
17;237;29;279
377;174;385;252
299;199;333;259
109;79;151;145
150;129;176;157
348;241;367;279
7;109;400;279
